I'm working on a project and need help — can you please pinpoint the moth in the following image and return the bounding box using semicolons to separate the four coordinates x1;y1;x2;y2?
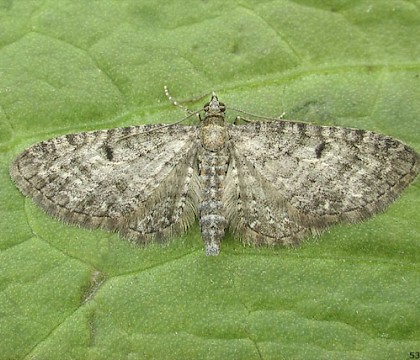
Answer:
10;89;420;255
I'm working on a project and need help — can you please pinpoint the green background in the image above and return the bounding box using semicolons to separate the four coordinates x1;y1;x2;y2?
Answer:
1;1;419;359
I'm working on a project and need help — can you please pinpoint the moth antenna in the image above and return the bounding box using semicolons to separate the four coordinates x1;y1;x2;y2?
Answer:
229;107;298;123
164;85;196;115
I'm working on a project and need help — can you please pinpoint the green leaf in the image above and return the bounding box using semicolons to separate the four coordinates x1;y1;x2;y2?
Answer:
1;1;419;359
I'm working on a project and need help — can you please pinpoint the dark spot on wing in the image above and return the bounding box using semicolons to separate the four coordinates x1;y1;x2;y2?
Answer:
315;141;326;158
104;144;113;161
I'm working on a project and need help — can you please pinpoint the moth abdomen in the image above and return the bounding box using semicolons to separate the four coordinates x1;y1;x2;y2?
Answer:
197;146;230;255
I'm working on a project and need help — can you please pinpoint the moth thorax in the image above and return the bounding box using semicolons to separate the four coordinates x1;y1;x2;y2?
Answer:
200;122;228;152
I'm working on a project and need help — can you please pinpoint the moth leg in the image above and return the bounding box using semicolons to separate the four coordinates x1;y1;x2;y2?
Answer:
233;112;286;124
234;116;254;125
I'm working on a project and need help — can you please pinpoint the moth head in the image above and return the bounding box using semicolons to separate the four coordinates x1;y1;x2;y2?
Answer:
204;92;226;116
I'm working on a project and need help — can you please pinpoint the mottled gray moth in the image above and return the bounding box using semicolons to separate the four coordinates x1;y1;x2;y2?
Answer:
10;90;420;255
